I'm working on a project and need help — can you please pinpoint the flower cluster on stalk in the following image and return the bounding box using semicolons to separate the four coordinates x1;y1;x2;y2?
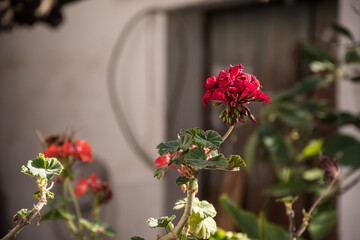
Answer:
74;173;113;205
203;64;271;125
43;137;93;163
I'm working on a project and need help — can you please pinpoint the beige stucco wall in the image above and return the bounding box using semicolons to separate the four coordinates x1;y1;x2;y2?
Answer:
0;1;171;239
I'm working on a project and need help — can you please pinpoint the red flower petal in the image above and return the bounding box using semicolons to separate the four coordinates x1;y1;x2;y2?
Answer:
43;144;61;158
204;76;217;90
75;140;94;162
74;178;88;196
211;88;226;101
62;141;76;157
202;90;212;106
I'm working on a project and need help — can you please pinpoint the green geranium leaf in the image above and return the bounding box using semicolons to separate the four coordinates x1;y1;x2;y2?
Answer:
131;237;145;240
185;148;227;170
79;219;116;237
22;153;63;181
173;198;187;210
174;197;217;219
178;135;194;151
154;165;168;180
189;215;217;239
193;198;217;219
157;140;180;156
147;215;176;229
226;155;246;171
194;130;223;148
184;147;206;166
180;128;202;136
176;176;190;186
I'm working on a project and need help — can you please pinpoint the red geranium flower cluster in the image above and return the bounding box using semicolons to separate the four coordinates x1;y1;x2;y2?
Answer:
43;139;93;163
203;64;271;125
74;173;113;205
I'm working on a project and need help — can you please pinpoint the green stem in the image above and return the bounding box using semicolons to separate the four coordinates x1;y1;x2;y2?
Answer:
159;177;197;240
65;179;84;234
222;125;234;143
296;177;337;238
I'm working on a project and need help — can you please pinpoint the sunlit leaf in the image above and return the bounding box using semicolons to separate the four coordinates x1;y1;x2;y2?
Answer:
147;215;176;229
21;153;63;181
189;215;217;239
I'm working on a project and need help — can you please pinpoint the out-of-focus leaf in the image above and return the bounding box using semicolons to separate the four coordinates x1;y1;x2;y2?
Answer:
131;237;144;240
272;76;328;102
322;134;357;156
303;168;324;182
264;181;313;196
345;46;360;63
275;103;313;129
301;42;333;62
219;195;259;238
220;195;289;240
260;125;292;167
332;24;354;40
210;229;251;240
308;201;337;240
244;130;259;171
297;139;323;161
340;142;360;168
79;219;116;237
309;61;335;73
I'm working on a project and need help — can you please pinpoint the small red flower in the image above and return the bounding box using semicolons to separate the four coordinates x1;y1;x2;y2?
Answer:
155;153;173;169
62;141;76;157
43;144;61;158
74;178;89;196
75;140;94;162
89;173;101;192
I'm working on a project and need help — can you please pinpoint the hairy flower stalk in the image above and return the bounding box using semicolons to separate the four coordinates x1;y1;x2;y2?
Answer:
2;180;50;240
159;177;197;240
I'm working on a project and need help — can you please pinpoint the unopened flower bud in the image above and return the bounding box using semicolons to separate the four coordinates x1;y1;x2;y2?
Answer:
181;184;187;193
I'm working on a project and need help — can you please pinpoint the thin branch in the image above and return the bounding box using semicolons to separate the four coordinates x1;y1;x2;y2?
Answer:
159;177;196;240
2;181;48;240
